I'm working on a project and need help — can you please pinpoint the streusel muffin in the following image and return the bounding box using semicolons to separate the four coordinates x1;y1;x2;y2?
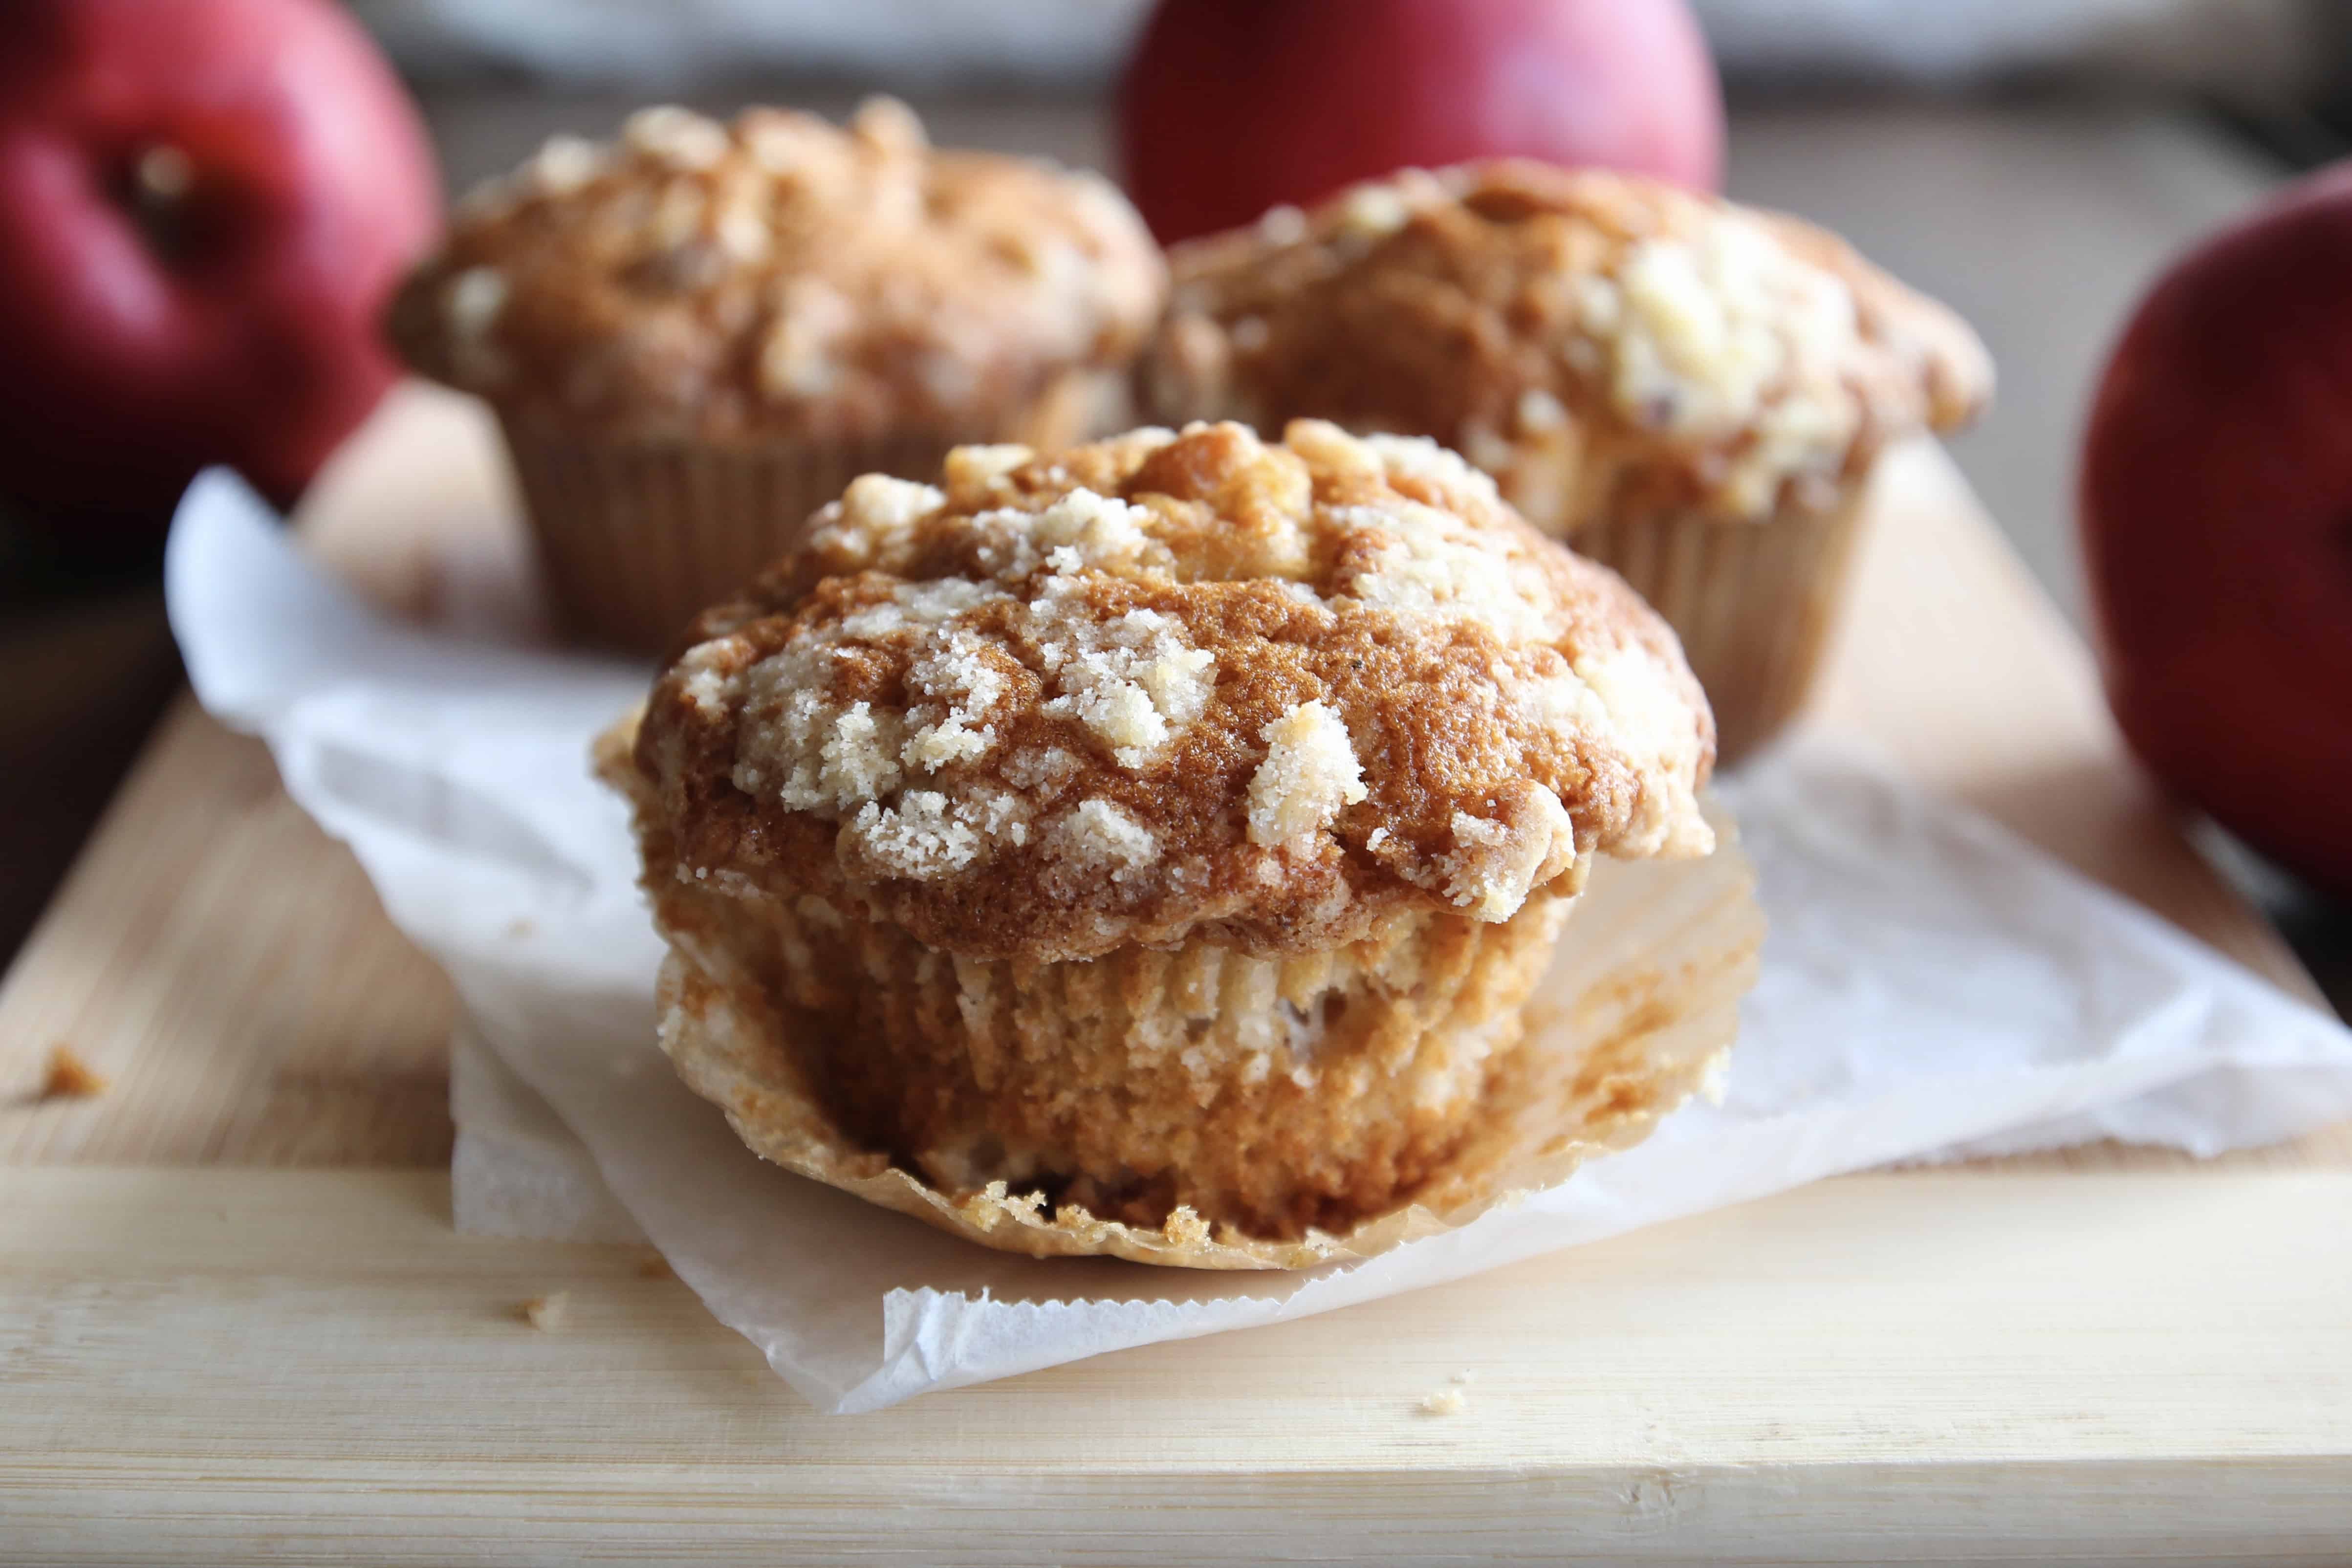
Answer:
391;98;1166;652
603;418;1735;1262
1137;160;1992;760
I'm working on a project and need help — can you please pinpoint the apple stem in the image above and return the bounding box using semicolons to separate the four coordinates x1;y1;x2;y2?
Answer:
122;144;197;262
135;146;194;203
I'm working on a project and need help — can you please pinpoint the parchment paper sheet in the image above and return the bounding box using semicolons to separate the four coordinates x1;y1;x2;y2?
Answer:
169;471;2352;1413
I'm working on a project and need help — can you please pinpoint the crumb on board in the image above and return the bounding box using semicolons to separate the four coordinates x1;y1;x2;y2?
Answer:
1418;1387;1469;1417
636;1254;675;1281
41;1045;108;1100
518;1292;570;1330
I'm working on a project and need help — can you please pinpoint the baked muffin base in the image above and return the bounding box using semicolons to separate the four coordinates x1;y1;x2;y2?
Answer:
651;798;1760;1270
656;876;1581;1241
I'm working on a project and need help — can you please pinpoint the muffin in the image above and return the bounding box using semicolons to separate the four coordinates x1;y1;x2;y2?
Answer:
601;418;1743;1264
391;98;1167;652
1137;160;1993;761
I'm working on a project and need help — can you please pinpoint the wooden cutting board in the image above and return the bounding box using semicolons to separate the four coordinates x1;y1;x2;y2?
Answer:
3;385;2348;1566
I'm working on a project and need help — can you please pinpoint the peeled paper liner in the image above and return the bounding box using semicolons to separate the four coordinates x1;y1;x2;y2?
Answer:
655;799;1764;1271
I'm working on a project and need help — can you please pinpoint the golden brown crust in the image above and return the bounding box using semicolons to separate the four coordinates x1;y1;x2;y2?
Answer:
1138;160;1992;531
627;419;1716;965
389;99;1166;442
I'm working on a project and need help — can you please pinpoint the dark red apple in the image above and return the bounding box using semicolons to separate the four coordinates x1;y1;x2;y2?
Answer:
0;0;440;536
1119;0;1723;244
2082;161;2352;898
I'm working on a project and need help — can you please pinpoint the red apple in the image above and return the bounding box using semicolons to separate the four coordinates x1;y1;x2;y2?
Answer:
2081;161;2352;898
0;0;440;536
1119;0;1722;244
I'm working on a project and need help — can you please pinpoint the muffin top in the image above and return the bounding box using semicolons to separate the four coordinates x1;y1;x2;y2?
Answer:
627;419;1716;964
389;99;1167;442
1140;160;1992;525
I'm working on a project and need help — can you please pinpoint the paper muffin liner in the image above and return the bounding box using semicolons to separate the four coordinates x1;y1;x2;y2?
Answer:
658;879;1581;1240
498;370;1131;655
500;423;959;654
1566;490;1872;765
649;799;1761;1271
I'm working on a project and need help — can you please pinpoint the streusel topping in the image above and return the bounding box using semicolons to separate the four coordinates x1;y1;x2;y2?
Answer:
1139;160;1990;527
629;420;1715;963
390;99;1166;440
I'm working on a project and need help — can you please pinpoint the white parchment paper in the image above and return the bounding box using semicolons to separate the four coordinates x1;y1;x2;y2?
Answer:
167;470;2352;1413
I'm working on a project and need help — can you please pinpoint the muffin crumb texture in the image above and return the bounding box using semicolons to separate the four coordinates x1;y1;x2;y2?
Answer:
633;419;1716;964
391;98;1165;441
40;1045;107;1100
1144;160;1990;529
518;1293;570;1331
1418;1387;1470;1417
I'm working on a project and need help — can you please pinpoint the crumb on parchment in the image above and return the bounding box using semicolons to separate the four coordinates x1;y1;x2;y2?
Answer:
41;1045;108;1100
519;1293;571;1330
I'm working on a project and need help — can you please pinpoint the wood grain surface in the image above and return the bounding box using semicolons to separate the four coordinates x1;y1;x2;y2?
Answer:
6;1165;2351;1565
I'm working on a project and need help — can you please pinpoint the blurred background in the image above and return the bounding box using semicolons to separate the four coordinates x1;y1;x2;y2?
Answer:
5;0;2351;994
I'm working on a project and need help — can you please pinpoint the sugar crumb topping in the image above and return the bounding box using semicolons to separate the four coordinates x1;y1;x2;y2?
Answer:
1247;700;1367;849
1438;792;1579;920
1143;159;1990;530
393;99;1167;440
636;419;1715;961
1585;216;1866;516
1048;797;1161;880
